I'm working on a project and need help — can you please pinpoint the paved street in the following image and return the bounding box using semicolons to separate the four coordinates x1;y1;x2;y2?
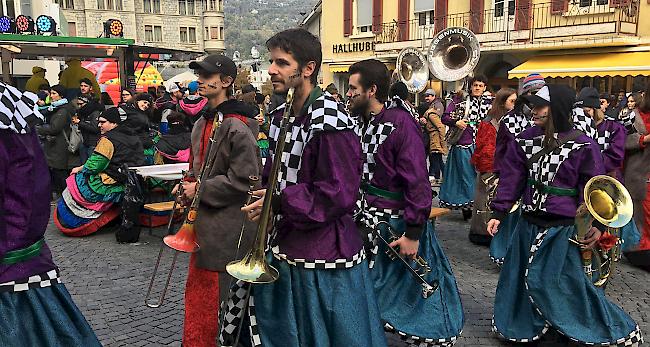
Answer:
45;210;649;347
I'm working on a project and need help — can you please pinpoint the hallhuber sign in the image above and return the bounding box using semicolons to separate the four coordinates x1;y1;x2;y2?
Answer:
333;41;376;54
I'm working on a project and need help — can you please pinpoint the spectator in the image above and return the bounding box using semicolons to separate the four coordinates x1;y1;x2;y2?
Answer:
35;84;80;197
325;83;341;103
177;80;207;126
155;111;191;163
600;93;618;119
147;86;157;101
418;89;442;116
620;92;642;130
25;66;49;93
73;95;104;162
59;59;100;100
154;83;183;126
120;89;134;106
79;78;96;100
121;93;156;163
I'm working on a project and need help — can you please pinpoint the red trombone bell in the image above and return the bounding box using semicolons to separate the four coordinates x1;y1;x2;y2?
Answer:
163;210;199;253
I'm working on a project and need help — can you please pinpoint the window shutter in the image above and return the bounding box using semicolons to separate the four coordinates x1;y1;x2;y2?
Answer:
515;0;531;30
610;0;630;7
469;0;484;33
344;0;352;36
372;0;382;33
551;0;568;14
398;0;409;41
435;0;447;33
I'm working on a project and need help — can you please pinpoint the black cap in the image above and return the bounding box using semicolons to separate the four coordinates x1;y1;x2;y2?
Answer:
189;54;237;79
576;87;601;109
101;107;122;124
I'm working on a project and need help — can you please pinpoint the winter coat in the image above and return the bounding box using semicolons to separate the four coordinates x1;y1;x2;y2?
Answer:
624;111;650;234
36;100;80;170
76;100;104;147
25;69;49;93
121;103;154;148
103;126;145;183
423;106;447;155
471;118;497;173
190;99;261;271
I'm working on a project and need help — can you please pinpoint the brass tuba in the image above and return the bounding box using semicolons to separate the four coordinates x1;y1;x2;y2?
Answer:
396;47;429;95
575;175;633;287
427;27;480;82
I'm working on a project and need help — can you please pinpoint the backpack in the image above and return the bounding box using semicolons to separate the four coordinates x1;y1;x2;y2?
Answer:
63;123;83;153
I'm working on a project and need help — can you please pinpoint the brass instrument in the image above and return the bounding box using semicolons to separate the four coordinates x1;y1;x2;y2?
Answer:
574;175;633;287
226;87;296;283
373;221;439;299
396;47;429;99
145;113;221;308
479;173;519;215
427;27;480;82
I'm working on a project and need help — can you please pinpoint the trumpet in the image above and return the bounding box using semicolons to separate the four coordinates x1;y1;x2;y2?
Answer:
372;221;438;299
225;86;296;283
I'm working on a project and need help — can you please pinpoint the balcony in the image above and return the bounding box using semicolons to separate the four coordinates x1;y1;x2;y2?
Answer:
374;1;639;51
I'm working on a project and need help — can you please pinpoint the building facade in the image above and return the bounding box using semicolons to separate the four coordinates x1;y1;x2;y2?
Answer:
303;0;647;96
51;0;225;53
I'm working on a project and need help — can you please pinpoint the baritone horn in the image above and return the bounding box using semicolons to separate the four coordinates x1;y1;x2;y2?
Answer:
574;175;633;287
427;27;480;82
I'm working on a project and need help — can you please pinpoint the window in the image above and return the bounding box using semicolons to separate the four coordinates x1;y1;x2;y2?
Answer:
145;25;163;42
219;26;224;40
143;0;160;13
97;0;104;9
68;22;76;36
356;0;372;32
187;0;194;15
209;0;216;11
189;27;196;43
576;0;608;6
414;0;434;26
218;0;223;11
494;0;515;17
210;26;218;39
1;0;16;17
179;0;185;14
115;0;122;10
179;0;194;15
201;0;206;10
55;0;74;9
180;27;188;42
204;26;209;37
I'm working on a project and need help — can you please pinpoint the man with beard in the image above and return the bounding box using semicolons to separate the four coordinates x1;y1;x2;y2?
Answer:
232;28;387;347
178;54;261;347
348;59;464;345
439;75;492;221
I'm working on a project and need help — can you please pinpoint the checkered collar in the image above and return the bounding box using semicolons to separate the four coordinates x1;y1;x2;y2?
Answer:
385;96;418;121
0;82;43;134
572;108;598;140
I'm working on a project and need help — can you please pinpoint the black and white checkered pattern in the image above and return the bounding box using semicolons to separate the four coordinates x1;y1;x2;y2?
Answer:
573;108;598;140
356;121;396;182
490;254;504;266
516;135;588;212
467;95;492;126
386;96;419;121
271;245;366;269
269;93;355;192
0;269;60;292
491;316;550;343
219;280;262;347
596;128;612;152
0;82;43;134
357;207;403;268
384;322;460;347
518;229;644;347
501;111;532;137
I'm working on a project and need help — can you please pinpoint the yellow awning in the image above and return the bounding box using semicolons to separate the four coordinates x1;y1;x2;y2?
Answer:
329;64;349;73
509;52;650;79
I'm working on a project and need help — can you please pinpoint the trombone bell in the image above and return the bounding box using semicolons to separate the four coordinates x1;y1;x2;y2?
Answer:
163;222;199;253
226;250;279;284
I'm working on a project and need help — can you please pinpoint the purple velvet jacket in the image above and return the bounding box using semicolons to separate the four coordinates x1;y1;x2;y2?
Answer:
491;126;605;223
263;99;364;262
442;94;492;146
596;119;626;181
361;106;432;239
0;131;56;283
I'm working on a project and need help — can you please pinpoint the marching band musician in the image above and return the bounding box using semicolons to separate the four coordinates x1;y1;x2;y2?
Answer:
178;54;261;347
487;85;642;345
576;87;641;255
439;75;492;225
0;82;101;346
348;59;464;346
232;29;387;346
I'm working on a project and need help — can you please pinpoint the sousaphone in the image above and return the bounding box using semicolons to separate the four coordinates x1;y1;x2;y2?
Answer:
396;47;429;95
427;27;480;82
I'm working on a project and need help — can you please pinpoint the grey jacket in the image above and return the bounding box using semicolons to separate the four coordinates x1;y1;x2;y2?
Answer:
37;103;81;170
623;112;650;229
191;115;261;271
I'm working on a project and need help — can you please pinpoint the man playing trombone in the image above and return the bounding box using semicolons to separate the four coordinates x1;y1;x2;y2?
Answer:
348;59;464;346
230;28;387;347
178;54;261;347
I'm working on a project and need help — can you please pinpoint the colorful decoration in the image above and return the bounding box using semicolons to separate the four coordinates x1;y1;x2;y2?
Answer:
36;15;56;34
15;15;34;34
104;19;123;38
82;61;164;104
0;16;12;33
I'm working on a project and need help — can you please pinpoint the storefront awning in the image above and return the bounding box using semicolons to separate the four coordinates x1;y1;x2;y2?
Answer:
329;64;350;73
509;52;650;79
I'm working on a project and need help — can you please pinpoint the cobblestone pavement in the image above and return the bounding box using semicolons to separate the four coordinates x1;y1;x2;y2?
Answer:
45;210;649;347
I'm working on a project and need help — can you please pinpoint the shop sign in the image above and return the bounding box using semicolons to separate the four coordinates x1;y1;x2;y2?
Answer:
333;41;376;54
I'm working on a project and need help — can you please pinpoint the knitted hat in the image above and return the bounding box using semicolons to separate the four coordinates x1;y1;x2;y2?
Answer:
135;92;153;103
424;89;436;96
520;73;546;94
576;87;601;109
101;107;122;124
50;84;66;98
188;81;199;93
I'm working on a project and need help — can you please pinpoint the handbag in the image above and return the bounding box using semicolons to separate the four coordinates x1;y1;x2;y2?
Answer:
62;123;83;153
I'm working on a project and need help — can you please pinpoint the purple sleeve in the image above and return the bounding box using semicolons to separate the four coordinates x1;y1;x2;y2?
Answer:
601;122;625;175
278;130;362;230
441;102;457;126
493;122;513;174
395;118;433;230
490;132;527;219
577;142;606;204
0;134;34;258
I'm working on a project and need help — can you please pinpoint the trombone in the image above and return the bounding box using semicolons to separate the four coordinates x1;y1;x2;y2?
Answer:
372;221;439;299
